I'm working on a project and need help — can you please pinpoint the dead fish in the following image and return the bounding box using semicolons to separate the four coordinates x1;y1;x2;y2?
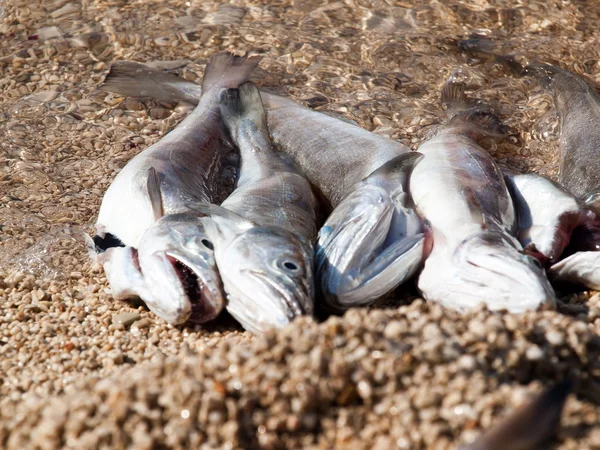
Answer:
316;152;425;312
189;82;318;333
100;60;426;310
506;173;594;265
410;77;556;312
93;52;261;325
458;380;571;450
522;62;600;202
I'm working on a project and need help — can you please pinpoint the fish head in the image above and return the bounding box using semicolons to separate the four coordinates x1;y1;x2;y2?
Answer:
136;213;225;325
212;221;314;333
316;183;424;311
420;231;556;312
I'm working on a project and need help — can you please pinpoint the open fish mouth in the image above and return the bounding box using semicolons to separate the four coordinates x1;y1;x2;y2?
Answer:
167;254;220;324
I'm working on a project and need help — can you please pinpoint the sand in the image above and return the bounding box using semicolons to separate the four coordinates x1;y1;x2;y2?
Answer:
1;0;600;448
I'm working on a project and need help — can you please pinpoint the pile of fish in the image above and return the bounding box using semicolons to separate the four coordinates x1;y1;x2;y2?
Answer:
89;50;600;333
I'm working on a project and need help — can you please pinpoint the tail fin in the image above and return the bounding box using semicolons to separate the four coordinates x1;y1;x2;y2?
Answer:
219;81;268;136
442;78;505;137
461;380;572;450
99;61;202;104
202;52;262;93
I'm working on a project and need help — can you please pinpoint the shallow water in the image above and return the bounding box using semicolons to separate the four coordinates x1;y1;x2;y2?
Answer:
2;0;599;277
1;1;600;448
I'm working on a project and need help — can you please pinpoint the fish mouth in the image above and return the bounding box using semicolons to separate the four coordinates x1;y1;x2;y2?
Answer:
167;254;221;324
248;270;307;317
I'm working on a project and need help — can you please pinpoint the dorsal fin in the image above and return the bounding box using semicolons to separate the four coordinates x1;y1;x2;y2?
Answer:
147;167;164;222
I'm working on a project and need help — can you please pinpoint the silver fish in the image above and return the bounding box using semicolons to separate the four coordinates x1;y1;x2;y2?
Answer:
93;52;261;325
190;82;318;333
521;62;600;289
410;78;556;312
506;173;593;265
99;60;425;310
524;62;600;202
458;380;571;450
316;152;424;311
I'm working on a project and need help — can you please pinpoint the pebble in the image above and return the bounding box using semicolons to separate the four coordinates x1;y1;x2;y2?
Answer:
112;311;142;327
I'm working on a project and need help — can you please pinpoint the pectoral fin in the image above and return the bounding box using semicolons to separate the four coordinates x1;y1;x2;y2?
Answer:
147;167;164;222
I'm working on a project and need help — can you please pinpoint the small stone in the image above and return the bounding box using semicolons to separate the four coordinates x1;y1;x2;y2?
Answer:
112;311;141;327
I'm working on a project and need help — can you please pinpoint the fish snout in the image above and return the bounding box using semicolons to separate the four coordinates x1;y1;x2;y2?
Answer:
136;250;193;324
419;233;556;313
459;235;557;312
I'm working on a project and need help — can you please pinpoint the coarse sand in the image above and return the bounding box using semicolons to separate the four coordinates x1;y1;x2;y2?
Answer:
1;0;600;448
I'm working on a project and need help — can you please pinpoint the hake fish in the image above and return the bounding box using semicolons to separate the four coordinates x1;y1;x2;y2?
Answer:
100;60;425;311
521;62;600;289
190;82;318;333
523;62;600;202
506;173;594;265
410;78;556;312
92;52;261;325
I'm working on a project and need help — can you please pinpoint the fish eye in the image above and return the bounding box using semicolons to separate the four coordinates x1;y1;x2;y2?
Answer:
201;238;214;250
283;261;298;271
277;258;301;272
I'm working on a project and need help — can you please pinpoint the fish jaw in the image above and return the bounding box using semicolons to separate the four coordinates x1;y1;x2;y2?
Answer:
549;251;600;290
316;184;424;311
508;173;589;263
211;224;314;333
135;215;225;325
418;232;556;313
99;246;149;301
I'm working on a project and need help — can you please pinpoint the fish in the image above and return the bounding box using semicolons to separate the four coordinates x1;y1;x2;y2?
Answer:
521;62;600;202
458;380;571;450
99;60;426;310
410;77;556;312
189;82;318;333
505;173;594;266
316;152;425;312
513;62;600;290
92;52;261;325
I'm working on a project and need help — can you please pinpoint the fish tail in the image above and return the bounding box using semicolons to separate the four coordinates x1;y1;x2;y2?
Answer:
219;81;268;135
442;78;505;137
99;61;201;104
202;52;262;93
461;380;572;450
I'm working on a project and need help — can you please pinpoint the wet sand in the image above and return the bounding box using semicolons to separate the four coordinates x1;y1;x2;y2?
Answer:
1;0;600;448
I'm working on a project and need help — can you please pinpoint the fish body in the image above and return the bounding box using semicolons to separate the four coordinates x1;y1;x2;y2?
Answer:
525;63;600;201
100;61;425;309
520;63;600;289
93;52;261;324
193;82;318;333
100;61;409;208
410;79;556;312
506;173;592;265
